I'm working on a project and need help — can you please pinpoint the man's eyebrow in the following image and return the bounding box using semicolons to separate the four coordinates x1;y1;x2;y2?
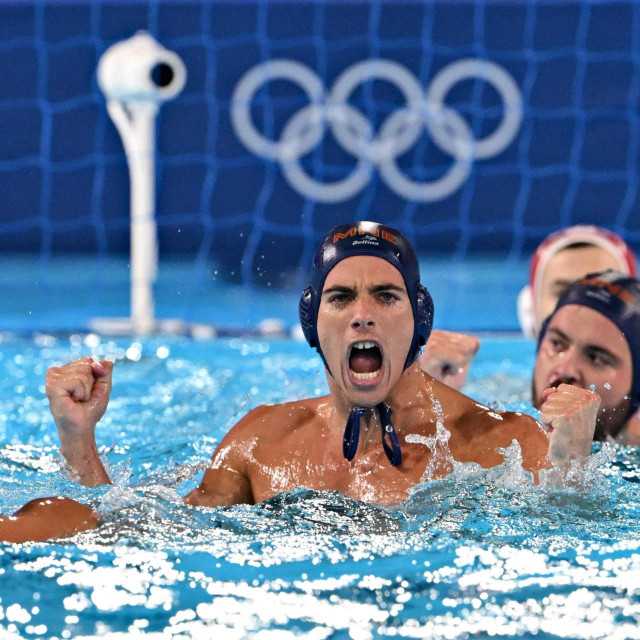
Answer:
583;344;621;365
548;327;622;364
369;284;406;294
550;279;575;290
321;283;405;297
547;327;570;342
322;285;355;296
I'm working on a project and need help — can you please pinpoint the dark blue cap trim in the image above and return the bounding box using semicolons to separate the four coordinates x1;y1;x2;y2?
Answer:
299;221;433;375
343;406;366;461
378;403;402;467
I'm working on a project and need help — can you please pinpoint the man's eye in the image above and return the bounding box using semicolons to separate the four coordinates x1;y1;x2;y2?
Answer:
328;294;351;305
549;338;565;351
378;292;399;303
588;352;611;368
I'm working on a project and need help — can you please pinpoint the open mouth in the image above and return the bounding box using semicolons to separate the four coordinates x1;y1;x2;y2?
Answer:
547;377;578;390
348;341;383;382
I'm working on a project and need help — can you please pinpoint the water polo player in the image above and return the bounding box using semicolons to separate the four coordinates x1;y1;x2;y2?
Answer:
533;271;640;444
45;222;598;510
422;225;638;393
518;225;637;339
423;270;640;446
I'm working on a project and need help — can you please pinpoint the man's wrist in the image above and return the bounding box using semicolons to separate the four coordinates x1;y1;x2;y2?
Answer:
60;440;110;486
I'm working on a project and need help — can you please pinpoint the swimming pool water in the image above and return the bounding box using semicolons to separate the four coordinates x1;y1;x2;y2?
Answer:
0;334;639;639
0;255;528;333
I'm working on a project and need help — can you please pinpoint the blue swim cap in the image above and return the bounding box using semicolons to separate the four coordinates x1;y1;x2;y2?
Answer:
538;270;640;415
299;221;433;374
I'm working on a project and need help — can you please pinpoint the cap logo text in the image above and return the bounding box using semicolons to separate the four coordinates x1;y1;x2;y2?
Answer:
333;227;398;245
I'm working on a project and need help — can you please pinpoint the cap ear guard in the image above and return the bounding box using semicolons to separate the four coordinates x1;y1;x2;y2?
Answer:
299;285;334;375
298;286;317;347
402;283;434;369
416;284;434;346
517;285;536;339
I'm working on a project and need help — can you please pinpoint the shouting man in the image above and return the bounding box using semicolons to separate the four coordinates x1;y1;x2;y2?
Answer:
2;221;601;543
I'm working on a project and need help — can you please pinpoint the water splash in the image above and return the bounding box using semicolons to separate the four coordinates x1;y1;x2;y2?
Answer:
405;395;455;482
484;440;535;487
1;336;640;640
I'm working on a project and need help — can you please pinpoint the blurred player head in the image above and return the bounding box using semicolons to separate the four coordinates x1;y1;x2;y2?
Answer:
533;270;640;440
517;225;637;338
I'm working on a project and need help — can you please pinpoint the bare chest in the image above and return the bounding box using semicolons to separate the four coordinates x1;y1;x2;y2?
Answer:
246;434;444;505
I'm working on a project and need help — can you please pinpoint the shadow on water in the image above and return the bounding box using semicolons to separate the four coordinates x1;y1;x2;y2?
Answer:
251;488;404;535
84;486;404;549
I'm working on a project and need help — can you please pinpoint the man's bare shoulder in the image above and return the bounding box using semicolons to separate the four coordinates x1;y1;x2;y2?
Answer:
453;398;549;472
422;376;549;472
190;395;332;508
227;395;330;441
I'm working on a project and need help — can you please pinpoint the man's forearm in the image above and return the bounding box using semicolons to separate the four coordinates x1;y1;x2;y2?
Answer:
46;358;115;487
60;438;111;487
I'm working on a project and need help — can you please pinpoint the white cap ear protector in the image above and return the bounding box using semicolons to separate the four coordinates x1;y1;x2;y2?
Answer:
517;285;535;339
518;225;637;338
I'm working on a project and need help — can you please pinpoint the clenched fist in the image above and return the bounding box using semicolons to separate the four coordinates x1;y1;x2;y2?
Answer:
419;329;480;391
46;358;113;437
45;358;114;487
541;383;600;466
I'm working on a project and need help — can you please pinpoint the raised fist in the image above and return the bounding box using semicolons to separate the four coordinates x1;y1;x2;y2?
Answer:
541;383;600;465
46;358;114;439
420;329;480;391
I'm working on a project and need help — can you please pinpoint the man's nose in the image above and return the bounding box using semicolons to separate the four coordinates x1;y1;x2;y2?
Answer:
350;297;376;330
553;348;583;386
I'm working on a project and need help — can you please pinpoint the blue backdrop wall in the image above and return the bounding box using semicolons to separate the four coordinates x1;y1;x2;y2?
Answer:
1;0;639;287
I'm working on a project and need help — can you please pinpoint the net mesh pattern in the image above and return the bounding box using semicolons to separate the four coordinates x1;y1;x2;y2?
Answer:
0;0;639;290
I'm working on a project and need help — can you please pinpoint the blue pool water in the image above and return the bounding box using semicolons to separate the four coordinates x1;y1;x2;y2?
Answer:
0;255;527;333
0;334;639;639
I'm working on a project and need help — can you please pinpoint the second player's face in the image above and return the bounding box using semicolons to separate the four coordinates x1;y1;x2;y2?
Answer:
537;245;621;332
532;304;633;438
316;256;414;408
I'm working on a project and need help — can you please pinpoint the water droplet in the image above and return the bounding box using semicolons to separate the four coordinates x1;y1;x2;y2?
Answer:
604;382;612;390
589;384;596;391
156;346;170;359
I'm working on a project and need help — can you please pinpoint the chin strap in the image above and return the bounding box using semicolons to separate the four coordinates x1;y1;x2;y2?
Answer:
343;406;366;461
342;403;402;467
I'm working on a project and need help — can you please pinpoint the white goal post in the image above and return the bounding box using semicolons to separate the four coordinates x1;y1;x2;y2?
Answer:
93;31;186;335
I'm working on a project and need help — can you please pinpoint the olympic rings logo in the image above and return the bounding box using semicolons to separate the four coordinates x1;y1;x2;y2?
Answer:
231;58;522;203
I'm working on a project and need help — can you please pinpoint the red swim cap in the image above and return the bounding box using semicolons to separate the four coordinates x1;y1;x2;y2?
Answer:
518;225;637;337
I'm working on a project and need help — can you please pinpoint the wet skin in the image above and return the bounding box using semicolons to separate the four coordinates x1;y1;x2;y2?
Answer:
47;256;555;511
316;256;415;411
186;257;550;507
0;497;98;543
533;304;633;439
